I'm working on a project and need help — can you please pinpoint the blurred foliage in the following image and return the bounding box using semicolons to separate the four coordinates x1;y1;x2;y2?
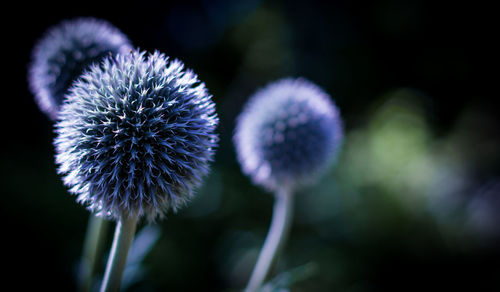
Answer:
260;263;319;292
2;0;499;291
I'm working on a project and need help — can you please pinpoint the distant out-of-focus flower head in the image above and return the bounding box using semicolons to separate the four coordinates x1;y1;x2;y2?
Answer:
54;50;219;221
234;78;343;192
29;17;132;120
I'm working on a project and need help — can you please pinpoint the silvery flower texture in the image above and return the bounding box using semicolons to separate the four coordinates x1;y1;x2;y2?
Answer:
234;78;343;192
29;17;132;120
54;51;219;220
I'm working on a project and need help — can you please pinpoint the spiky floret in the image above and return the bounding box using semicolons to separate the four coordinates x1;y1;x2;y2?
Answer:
29;17;132;120
234;78;343;192
54;50;219;221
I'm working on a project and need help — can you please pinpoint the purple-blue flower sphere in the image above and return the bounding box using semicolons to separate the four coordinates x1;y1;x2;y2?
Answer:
29;17;132;120
54;50;219;221
234;78;343;191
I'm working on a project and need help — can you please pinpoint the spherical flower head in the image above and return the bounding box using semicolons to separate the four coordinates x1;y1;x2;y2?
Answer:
54;50;219;221
234;78;343;192
28;17;132;120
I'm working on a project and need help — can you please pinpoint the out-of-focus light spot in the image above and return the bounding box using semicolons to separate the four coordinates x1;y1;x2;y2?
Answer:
330;87;500;242
338;89;435;208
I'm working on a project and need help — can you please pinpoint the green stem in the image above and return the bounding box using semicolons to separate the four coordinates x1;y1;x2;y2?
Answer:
245;187;294;292
100;215;138;292
79;215;109;292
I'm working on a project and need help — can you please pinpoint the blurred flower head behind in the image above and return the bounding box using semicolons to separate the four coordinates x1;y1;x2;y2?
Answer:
28;17;132;120
234;77;343;192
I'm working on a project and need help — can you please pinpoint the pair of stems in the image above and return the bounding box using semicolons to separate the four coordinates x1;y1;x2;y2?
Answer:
79;214;138;292
245;187;295;292
80;187;294;292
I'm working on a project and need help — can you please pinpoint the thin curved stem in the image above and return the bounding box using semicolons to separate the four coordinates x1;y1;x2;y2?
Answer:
100;215;138;292
245;187;294;292
79;215;109;292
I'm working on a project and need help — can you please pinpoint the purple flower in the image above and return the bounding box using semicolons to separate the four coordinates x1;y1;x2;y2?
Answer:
28;17;132;120
54;50;219;221
234;78;343;191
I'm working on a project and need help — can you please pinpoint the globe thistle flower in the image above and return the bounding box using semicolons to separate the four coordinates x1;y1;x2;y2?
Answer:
234;77;343;192
28;17;132;120
54;50;219;221
236;78;343;291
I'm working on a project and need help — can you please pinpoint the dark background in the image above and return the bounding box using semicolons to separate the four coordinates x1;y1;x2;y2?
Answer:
2;0;499;291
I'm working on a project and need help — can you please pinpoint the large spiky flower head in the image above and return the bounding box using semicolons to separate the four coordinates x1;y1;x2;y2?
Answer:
54;50;219;221
234;78;343;192
29;17;132;120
